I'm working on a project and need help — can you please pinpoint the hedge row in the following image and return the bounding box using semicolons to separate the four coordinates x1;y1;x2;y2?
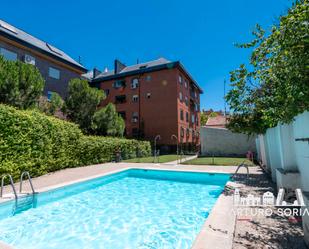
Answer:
0;104;151;180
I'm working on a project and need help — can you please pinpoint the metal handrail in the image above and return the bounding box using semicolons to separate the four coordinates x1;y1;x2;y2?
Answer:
20;171;35;194
153;135;161;163
1;174;18;199
171;135;179;164
232;161;249;180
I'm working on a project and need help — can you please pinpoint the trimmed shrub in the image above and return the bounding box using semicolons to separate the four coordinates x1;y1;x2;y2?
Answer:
0;104;151;181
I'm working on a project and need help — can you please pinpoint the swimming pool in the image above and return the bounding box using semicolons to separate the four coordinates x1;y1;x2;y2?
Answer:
0;169;230;249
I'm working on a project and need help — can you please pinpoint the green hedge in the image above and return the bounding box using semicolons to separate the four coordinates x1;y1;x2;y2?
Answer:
0;104;151;180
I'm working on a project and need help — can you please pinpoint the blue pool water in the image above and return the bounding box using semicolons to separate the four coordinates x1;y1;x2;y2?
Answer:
0;169;230;249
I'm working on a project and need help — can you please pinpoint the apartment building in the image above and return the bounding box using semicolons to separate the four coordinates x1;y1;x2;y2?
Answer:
0;19;87;98
89;58;203;151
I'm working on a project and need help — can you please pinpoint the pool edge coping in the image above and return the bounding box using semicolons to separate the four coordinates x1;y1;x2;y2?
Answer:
191;180;239;249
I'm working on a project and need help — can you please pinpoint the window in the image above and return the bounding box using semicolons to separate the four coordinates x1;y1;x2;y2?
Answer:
190;90;195;99
191;114;195;123
186;128;190;137
192;130;195;138
118;111;126;120
184;79;188;88
186;112;189;122
146;93;151;99
132;112;139;123
115;95;126;104
49;67;60;79
113;80;126;89
47;91;52;101
146;75;151;82
195;104;200;112
180;127;184;137
185;97;188;106
132;95;139;103
0;47;17;61
179;92;183;102
180;109;184;120
131;78;139;89
178;75;182;84
104;89;110;96
132;128;139;137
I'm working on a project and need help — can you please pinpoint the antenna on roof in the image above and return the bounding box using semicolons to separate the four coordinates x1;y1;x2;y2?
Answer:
78;56;82;64
136;58;139;64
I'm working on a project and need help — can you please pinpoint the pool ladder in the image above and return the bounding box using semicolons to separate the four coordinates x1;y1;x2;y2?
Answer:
232;161;249;180
0;171;35;200
1;172;36;214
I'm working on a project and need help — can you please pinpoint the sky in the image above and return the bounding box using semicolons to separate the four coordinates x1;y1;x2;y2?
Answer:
1;0;293;111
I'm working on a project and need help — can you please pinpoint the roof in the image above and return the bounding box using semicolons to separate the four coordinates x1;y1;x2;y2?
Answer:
93;57;170;79
91;57;203;93
81;70;94;80
205;115;228;128
0;19;87;72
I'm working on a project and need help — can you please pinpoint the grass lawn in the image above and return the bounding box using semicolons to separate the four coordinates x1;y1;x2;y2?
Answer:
181;157;253;166
124;154;183;163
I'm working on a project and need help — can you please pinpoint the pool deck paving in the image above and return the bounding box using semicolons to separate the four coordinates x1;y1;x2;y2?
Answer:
0;163;278;249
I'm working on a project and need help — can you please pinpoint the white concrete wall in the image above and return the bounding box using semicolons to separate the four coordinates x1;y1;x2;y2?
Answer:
200;127;257;157
255;111;309;244
256;111;309;190
293;111;309;191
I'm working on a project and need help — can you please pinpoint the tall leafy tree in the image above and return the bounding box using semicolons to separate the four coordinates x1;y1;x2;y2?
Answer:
92;103;125;137
226;0;309;134
65;78;104;132
0;56;44;109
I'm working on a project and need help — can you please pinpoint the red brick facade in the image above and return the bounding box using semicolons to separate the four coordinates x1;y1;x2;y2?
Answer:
97;64;202;150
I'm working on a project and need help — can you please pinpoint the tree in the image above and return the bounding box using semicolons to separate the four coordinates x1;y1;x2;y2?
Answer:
0;55;44;109
200;112;208;126
38;92;64;116
50;92;64;115
65;78;104;132
200;111;218;126
92;103;125;136
226;0;309;134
